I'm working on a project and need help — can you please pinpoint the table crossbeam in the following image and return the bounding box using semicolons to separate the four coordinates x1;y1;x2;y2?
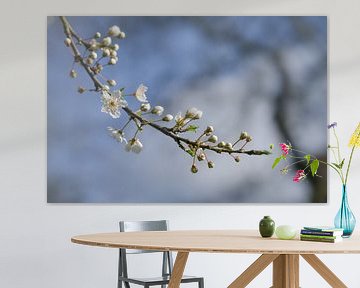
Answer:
301;254;347;288
228;254;279;288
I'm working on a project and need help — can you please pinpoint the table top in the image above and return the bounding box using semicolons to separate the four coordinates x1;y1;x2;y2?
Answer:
71;230;360;254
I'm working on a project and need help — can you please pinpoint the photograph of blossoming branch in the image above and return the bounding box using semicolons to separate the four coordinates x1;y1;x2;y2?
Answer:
47;16;327;203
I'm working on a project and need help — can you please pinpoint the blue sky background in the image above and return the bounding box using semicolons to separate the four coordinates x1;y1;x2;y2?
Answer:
47;16;327;203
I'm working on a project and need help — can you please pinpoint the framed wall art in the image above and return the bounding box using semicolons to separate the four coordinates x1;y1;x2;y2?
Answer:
47;16;327;203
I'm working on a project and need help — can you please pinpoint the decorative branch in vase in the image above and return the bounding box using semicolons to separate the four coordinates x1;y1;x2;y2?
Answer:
273;122;360;237
58;16;270;174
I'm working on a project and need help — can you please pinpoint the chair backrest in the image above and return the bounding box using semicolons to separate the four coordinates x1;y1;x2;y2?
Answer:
118;220;174;282
119;220;169;254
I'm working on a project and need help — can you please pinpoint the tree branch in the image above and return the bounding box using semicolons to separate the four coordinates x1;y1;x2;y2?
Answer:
59;16;271;159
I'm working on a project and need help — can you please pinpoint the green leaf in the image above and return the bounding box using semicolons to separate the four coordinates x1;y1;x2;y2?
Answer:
332;162;341;169
339;158;345;169
310;159;319;176
186;125;198;133
272;156;283;169
304;155;311;164
186;149;195;157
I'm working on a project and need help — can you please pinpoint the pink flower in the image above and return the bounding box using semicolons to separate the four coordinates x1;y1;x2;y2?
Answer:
280;143;290;156
293;170;306;183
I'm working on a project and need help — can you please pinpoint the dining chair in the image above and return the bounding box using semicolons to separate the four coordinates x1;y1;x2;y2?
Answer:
118;220;204;288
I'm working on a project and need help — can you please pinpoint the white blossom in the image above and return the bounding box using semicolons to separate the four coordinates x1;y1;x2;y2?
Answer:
185;107;203;119
175;112;183;123
107;127;127;143
102;37;112;46
108;25;121;37
113;44;119;51
125;139;143;154
94;32;101;39
101;90;127;119
134;84;148;102
152;106;164;116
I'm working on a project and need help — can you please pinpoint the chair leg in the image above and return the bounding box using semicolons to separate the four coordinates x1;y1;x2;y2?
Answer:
198;278;204;288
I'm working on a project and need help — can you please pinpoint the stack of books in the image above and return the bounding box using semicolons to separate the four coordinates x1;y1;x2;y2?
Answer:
300;226;344;243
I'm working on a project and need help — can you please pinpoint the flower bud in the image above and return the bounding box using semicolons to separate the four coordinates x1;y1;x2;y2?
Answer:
109;57;117;65
140;103;151;112
107;79;116;87
152;106;164;116
205;126;214;135
246;136;253;142
225;142;233;150
110;50;117;57
103;48;111;57
86;58;94;65
102;37;112;46
197;153;206;161
163;114;174;122
207;161;215;168
69;69;77;78
191;165;198;174
113;44;120;51
103;85;110;91
94;32;101;39
208;135;218;143
270;144;274;150
89;52;97;59
234;156;240;163
77;86;86;94
217;141;225;148
240;131;248;140
119;31;126;39
89;43;98;51
64;38;71;46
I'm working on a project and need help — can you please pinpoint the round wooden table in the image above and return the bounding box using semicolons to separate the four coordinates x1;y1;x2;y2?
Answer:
72;230;360;288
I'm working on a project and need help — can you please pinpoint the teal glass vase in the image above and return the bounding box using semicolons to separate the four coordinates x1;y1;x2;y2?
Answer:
334;185;356;237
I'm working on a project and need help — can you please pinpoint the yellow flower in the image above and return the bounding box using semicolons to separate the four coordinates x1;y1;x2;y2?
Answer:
349;122;360;147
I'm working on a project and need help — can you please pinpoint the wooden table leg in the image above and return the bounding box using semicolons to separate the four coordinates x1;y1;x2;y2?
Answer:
228;254;279;288
168;252;189;288
301;254;347;288
272;254;299;288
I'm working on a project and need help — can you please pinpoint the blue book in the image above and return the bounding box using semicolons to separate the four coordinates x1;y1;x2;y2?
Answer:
302;226;343;236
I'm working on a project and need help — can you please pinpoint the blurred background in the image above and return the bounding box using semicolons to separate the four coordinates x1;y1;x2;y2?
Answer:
47;16;327;203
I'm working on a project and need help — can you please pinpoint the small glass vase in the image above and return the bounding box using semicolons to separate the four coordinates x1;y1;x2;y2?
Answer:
334;185;356;237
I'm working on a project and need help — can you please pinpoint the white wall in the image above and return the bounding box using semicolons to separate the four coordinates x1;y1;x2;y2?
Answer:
1;0;360;287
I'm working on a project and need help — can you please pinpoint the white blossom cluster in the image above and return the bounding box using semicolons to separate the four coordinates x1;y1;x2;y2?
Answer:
62;17;267;173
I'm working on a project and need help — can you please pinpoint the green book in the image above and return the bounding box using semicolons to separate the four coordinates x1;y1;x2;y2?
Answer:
300;235;342;243
300;234;340;240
